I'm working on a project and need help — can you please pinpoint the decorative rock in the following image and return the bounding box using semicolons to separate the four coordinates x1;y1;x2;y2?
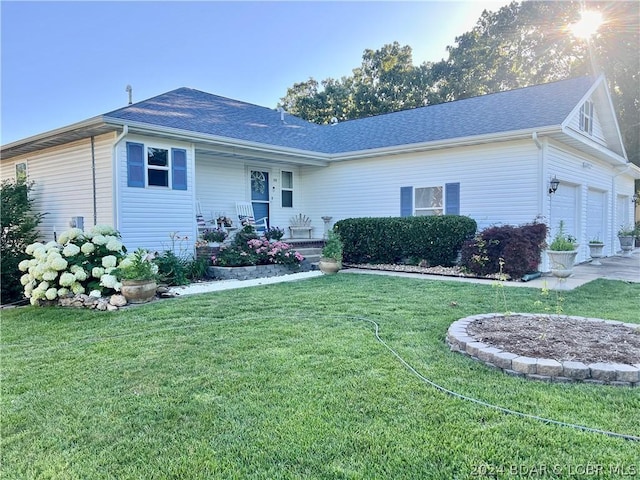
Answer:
109;294;127;307
96;300;108;311
106;304;118;311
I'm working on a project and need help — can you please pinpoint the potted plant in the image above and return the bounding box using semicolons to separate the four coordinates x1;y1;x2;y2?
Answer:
202;227;227;246
318;230;343;274
264;226;284;241
547;221;578;278
618;225;636;256
587;237;605;265
113;248;158;303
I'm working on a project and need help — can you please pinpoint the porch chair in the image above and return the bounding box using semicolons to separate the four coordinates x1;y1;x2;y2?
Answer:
196;200;209;236
235;201;268;233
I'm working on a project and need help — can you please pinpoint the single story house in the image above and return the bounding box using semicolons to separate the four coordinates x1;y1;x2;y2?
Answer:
2;74;638;271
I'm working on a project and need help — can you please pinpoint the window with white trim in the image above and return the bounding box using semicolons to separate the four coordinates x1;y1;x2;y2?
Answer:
126;142;187;190
579;100;593;135
147;147;169;187
281;171;293;208
414;186;443;216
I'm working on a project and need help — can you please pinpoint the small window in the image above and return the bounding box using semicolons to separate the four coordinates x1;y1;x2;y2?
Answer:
415;186;443;216
147;147;169;187
281;171;293;208
15;163;27;183
579;100;593;135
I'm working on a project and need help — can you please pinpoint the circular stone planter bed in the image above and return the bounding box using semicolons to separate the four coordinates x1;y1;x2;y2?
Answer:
447;313;640;386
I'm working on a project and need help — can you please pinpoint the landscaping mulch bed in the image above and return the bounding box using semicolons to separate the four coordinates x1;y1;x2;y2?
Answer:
467;315;640;365
345;263;509;280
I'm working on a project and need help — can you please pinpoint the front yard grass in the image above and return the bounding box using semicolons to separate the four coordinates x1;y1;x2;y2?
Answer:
2;275;639;479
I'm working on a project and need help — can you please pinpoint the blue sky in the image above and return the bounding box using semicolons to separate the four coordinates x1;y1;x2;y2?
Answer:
1;1;509;145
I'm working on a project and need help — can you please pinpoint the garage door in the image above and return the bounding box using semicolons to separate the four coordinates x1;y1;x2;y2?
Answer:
550;183;578;240
586;189;606;243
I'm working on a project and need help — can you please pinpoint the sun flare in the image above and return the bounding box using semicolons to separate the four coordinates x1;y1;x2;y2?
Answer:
569;10;604;39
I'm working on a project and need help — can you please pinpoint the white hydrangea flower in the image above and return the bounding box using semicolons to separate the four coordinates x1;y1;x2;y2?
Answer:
91;225;117;236
57;288;70;297
33;247;47;261
92;266;105;278
65;228;83;241
100;274;118;289
42;269;58;281
30;296;40;306
88;290;102;298
114;281;122;292
33;264;47;280
44;241;59;249
118;257;133;269
59;272;76;287
36;281;50;292
92;234;107;246
45;288;58;300
102;255;117;268
57;232;69;244
20;273;32;286
81;242;96;254
24;283;34;297
25;242;43;255
18;259;30;272
71;282;85;295
49;256;68;271
74;269;88;282
106;238;123;252
62;243;81;257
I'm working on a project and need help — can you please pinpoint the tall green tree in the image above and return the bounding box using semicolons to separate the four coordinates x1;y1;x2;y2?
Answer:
280;1;638;165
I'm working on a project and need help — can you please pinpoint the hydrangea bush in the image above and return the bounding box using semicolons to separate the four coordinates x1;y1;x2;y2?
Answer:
19;225;127;305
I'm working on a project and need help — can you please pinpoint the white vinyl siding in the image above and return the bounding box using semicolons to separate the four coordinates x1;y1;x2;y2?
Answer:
298;141;540;232
0;133;115;242
116;135;195;253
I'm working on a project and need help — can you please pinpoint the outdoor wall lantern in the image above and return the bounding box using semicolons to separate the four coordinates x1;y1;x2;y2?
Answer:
633;192;639;205
548;176;560;195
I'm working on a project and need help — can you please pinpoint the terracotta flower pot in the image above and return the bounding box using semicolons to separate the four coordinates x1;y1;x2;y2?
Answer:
120;279;157;304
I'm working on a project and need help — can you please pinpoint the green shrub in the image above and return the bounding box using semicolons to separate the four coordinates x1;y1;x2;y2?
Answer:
1;180;45;304
154;250;189;285
460;221;547;279
334;215;477;267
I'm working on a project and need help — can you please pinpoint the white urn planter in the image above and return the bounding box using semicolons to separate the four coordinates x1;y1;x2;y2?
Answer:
587;243;605;266
618;235;635;256
547;249;578;279
318;258;340;275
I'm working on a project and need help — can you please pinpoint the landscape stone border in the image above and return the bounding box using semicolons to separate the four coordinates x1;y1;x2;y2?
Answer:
447;313;640;387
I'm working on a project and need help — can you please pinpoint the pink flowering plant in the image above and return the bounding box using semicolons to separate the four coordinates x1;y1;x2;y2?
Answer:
211;226;304;268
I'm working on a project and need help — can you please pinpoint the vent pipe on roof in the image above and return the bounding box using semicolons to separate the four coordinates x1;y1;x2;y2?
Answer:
278;107;286;123
125;85;132;105
330;117;338;125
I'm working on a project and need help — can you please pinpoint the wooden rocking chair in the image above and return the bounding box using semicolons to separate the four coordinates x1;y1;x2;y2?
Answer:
235;201;268;233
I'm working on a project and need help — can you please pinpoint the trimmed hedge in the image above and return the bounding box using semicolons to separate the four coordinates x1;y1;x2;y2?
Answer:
460;222;548;279
334;216;477;267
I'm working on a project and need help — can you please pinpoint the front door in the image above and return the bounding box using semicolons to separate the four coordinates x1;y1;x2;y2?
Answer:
250;170;269;228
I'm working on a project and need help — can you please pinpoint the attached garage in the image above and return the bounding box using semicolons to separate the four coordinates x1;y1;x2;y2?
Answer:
587;188;607;249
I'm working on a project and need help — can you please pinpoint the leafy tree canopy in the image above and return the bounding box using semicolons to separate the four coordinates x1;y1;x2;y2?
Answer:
279;0;639;165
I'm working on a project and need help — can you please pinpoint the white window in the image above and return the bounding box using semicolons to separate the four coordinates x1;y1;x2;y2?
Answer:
579;100;593;135
414;186;443;216
147;147;169;187
281;171;293;208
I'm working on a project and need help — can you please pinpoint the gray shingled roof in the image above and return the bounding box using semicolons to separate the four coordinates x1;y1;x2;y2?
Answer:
104;76;595;155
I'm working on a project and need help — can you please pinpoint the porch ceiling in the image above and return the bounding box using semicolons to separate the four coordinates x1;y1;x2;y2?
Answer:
194;144;329;167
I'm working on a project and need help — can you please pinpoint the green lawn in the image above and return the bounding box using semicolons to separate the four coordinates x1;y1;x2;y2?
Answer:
2;274;639;479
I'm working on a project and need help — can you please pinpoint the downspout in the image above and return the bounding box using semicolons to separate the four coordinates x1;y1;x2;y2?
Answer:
112;125;129;231
91;136;97;226
532;132;548;271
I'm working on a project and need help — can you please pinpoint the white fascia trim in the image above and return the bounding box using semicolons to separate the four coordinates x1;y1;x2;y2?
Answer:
328;127;561;161
1;116;107;150
561;126;628;165
102;117;330;166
